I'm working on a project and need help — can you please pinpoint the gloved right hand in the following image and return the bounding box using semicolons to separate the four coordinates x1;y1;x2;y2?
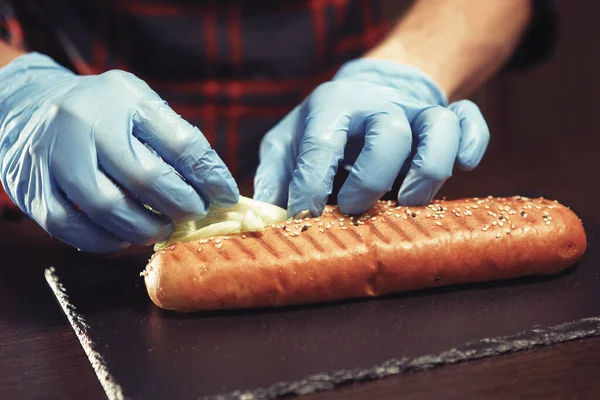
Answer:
0;53;238;252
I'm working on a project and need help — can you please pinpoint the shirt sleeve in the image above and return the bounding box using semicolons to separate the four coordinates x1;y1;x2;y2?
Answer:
505;0;558;70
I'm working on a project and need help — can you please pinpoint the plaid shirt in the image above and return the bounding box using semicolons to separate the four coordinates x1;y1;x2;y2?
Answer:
1;0;392;184
0;0;556;214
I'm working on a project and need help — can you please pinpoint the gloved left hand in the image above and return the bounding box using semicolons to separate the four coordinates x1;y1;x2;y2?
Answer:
253;58;490;217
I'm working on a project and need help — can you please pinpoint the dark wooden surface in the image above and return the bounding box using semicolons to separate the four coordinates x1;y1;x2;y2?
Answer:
2;1;600;399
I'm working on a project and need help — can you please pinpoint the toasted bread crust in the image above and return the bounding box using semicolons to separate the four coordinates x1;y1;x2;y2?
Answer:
144;196;587;312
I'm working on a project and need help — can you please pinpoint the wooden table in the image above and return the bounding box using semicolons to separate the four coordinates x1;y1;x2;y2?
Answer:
1;151;599;400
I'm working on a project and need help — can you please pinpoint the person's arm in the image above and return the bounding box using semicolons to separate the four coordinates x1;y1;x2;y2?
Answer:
255;0;541;216
0;40;26;67
365;0;533;102
0;41;239;253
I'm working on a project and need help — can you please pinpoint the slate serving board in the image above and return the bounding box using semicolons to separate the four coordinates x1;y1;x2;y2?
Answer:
44;219;600;400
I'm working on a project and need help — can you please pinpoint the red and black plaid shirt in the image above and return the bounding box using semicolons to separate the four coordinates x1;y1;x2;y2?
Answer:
0;0;557;214
0;0;392;185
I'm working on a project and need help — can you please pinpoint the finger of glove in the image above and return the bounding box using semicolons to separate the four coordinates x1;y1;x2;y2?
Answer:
398;107;461;206
93;115;209;222
42;182;130;253
287;112;350;217
133;92;238;208
448;100;490;171
253;107;304;208
337;111;412;215
49;107;174;246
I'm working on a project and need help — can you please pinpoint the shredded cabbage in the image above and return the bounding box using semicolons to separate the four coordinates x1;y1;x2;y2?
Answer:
154;196;287;250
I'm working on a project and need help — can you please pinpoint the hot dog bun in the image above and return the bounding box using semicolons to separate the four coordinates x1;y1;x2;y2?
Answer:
143;196;587;312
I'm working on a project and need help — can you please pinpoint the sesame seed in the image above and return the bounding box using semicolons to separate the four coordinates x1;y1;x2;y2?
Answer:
216;243;223;249
371;217;377;221
411;212;417;218
492;221;497;226
506;229;512;234
426;213;432;218
395;214;401;218
403;215;408;220
318;222;324;227
209;237;215;241
546;221;551;225
382;218;386;223
496;233;501;238
472;205;479;209
543;211;549;216
436;221;442;226
339;218;345;222
511;224;516;229
536;206;542;210
319;228;325;233
341;226;348;230
326;224;331;229
215;239;222;244
242;235;247;239
314;218;320;222
499;221;504;227
284;233;289;238
301;225;309;232
200;239;208;244
197;247;202;252
304;217;310;221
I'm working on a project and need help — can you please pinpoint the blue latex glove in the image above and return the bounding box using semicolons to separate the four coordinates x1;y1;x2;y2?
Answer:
254;58;490;217
0;53;238;252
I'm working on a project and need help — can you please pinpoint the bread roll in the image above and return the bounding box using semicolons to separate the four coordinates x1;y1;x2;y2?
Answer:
142;196;587;312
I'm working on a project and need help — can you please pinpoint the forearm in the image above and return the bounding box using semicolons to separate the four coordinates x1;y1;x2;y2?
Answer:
365;0;533;102
0;40;26;68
